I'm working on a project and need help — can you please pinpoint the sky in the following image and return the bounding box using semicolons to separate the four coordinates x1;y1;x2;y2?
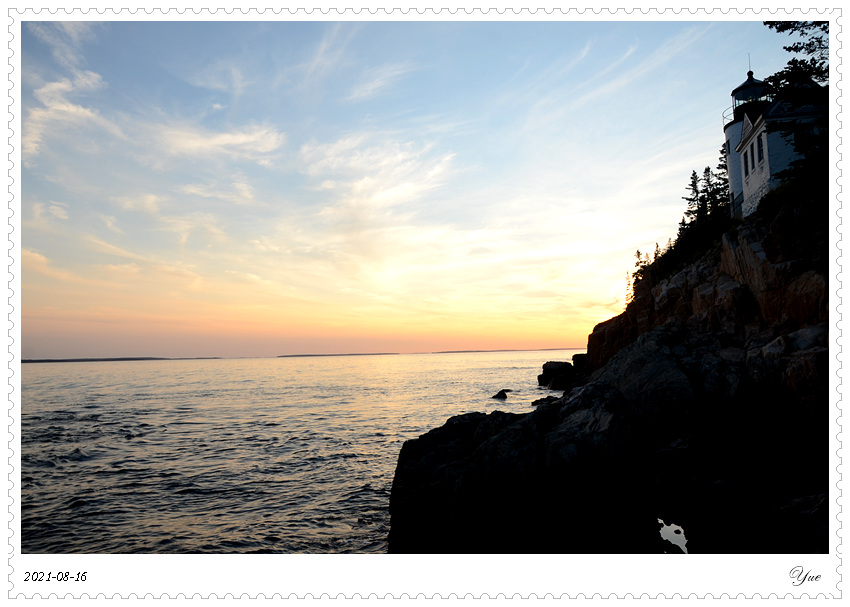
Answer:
20;18;797;359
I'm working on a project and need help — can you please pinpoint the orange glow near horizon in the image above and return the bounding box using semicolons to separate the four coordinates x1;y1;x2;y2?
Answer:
22;238;621;358
21;292;602;358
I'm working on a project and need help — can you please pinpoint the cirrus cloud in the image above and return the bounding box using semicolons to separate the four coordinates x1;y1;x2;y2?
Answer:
23;70;125;167
153;123;285;166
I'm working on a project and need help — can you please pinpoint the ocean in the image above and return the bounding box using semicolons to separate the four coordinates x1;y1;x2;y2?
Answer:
20;349;581;554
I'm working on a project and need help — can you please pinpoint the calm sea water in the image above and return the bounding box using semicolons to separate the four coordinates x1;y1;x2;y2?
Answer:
21;350;580;554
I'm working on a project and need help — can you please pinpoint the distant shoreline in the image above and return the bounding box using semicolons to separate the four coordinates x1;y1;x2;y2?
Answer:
277;352;400;358
22;348;583;364
432;348;581;354
21;357;222;364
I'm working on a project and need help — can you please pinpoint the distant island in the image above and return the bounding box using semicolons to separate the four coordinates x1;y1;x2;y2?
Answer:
277;352;399;358
432;348;580;354
279;349;579;357
21;357;222;364
22;350;580;364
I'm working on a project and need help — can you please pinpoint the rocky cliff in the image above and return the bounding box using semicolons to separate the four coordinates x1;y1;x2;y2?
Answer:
388;186;829;554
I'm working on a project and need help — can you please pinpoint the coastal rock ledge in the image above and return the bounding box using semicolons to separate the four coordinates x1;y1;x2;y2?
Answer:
388;190;828;554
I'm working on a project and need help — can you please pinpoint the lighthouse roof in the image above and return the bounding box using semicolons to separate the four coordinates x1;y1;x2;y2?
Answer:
731;70;768;102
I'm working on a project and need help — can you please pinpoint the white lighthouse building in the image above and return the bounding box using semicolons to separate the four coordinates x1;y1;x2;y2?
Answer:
722;70;827;218
722;71;771;218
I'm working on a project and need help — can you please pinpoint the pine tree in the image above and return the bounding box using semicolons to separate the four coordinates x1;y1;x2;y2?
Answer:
699;167;713;221
701;163;728;219
677;216;688;239
763;21;829;190
764;21;828;85
682;170;701;225
713;146;730;215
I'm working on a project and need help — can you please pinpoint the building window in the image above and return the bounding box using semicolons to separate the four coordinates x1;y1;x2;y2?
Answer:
757;135;764;163
750;143;755;169
744;151;749;176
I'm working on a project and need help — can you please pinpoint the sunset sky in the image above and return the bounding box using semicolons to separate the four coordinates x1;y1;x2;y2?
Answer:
20;18;795;358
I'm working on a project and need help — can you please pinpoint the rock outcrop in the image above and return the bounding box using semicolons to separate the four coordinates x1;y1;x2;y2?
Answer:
537;354;589;391
388;188;829;554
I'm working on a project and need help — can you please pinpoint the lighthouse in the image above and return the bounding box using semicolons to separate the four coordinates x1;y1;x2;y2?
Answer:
722;70;826;219
722;71;771;217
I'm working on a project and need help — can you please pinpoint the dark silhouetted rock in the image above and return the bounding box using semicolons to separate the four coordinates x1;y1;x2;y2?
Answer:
531;395;561;407
537;360;584;391
389;190;828;554
491;389;509;399
571;353;589;372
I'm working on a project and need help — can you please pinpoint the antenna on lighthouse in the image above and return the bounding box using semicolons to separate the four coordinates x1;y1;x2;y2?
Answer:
748;53;751;72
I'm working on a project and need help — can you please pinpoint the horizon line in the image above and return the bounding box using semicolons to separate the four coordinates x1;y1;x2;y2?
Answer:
21;347;586;364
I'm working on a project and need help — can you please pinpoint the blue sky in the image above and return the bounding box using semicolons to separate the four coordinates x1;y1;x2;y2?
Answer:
21;18;796;358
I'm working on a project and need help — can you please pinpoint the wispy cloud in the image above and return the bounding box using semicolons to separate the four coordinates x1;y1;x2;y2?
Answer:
109;192;230;248
23;70;124;167
104;262;141;276
26;21;101;70
250;236;289;254
180;177;256;206
83;235;204;288
112;193;162;214
152;123;285;166
185;60;249;97
303;23;357;80
84;235;152;263
345;63;414;101
298;133;445;187
23;248;107;287
98;214;124;235
157;212;228;249
48;203;69;220
24;202;67;234
297;132;457;265
566;25;708;113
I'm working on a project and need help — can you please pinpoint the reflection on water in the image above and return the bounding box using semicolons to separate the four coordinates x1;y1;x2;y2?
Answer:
22;350;581;553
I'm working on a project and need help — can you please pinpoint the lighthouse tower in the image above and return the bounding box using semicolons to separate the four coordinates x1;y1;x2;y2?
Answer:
722;71;771;216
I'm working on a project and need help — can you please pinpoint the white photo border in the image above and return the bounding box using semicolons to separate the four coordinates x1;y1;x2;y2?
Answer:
6;3;843;600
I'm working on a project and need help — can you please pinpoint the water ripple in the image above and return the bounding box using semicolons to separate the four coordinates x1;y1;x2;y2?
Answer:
22;350;580;553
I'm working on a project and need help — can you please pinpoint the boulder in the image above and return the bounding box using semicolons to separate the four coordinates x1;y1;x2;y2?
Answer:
537;361;576;390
